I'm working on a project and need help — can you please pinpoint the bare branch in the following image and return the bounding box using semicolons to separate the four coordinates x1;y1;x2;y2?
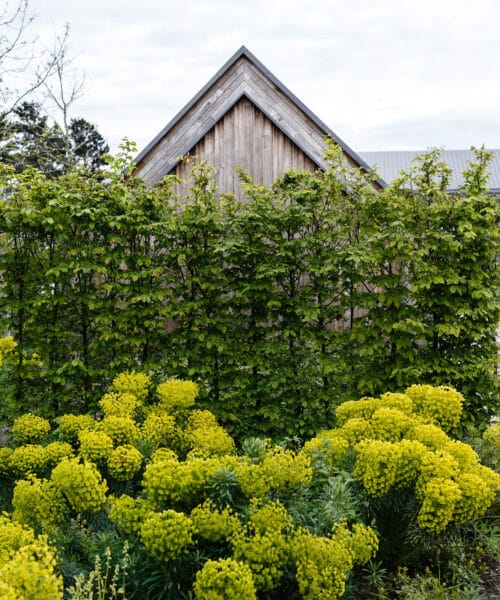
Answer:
0;0;68;117
43;24;85;133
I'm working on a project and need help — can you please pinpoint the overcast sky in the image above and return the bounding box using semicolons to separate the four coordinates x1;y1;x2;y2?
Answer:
26;0;500;154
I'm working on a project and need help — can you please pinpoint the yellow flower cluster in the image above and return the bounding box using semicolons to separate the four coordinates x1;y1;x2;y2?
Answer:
415;450;460;499
150;448;178;464
355;440;402;497
99;392;141;418
191;500;241;542
453;472;497;525
9;444;48;477
0;336;17;366
186;411;236;458
247;500;294;536
483;422;500;452
338;522;379;565
230;500;294;592
78;430;114;465
0;515;62;600
50;458;107;514
232;528;289;591
12;477;67;529
107;444;143;481
0;447;12;472
405;384;463;432
293;528;353;600
112;371;151;401
142;456;225;508
378;392;414;413
56;414;95;442
370;408;412;442
393;439;428;488
140;413;176;448
109;495;151;537
332;387;500;533
156;379;199;413
329;520;378;569
442;440;479;470
12;414;51;444
406;423;450;449
194;558;257;600
99;416;138;445
417;477;462;533
236;448;312;498
44;442;74;468
336;418;374;445
335;397;379;425
139;509;193;562
0;514;36;560
186;409;218;430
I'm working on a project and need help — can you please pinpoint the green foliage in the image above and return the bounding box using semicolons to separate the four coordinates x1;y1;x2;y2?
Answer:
0;144;497;437
0;143;497;434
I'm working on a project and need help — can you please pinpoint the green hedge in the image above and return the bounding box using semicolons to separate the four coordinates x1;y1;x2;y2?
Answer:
0;142;497;436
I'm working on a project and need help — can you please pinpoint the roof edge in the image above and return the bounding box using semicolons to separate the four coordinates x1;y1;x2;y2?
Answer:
135;46;385;187
135;47;251;165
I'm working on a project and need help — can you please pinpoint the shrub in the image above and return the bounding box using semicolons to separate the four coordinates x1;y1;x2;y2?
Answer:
112;371;151;401
11;414;51;444
194;558;256;600
139;509;193;562
107;444;143;481
78;430;114;465
50;457;108;514
156;379;199;413
0;514;62;599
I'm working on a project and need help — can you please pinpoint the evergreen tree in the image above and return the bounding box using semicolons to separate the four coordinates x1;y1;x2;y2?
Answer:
0;101;108;175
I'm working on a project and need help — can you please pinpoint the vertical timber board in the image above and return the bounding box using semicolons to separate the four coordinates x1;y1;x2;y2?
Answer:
253;104;264;185
169;97;320;198
263;116;273;187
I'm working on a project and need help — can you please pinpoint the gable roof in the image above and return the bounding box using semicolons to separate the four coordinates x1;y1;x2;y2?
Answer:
359;149;500;192
134;46;384;187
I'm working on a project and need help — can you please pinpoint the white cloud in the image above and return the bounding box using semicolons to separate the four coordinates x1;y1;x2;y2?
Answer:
23;0;500;153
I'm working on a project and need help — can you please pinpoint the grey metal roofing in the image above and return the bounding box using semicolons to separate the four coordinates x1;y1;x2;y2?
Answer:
359;149;500;192
135;46;385;187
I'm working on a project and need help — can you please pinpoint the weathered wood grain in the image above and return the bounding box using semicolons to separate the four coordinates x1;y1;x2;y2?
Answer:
169;97;318;200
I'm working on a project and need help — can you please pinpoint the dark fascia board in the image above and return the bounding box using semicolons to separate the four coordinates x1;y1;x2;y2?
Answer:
135;46;386;188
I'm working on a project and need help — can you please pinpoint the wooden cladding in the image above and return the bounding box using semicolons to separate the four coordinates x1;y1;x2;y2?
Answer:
171;97;318;199
133;48;379;194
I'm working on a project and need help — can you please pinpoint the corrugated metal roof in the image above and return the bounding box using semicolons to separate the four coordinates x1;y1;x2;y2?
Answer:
358;149;500;191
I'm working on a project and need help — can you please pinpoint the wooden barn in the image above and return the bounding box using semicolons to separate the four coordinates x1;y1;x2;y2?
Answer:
133;46;384;196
